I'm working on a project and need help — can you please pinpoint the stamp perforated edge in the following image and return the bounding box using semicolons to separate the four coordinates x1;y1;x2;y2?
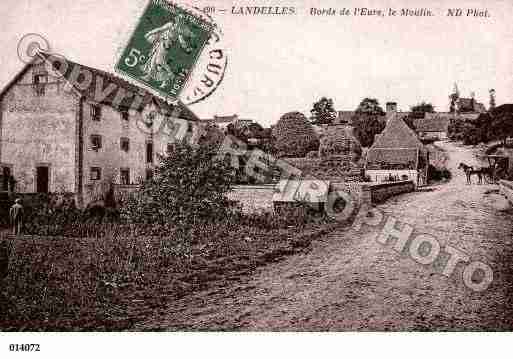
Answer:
114;0;216;105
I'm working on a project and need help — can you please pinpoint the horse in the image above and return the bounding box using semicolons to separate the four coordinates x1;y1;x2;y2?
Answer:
458;162;483;184
478;166;497;184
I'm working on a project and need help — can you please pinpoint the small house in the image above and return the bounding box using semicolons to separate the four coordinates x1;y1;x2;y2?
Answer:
365;114;429;186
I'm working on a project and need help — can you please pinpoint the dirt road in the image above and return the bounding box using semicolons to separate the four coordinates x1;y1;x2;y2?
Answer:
135;141;513;331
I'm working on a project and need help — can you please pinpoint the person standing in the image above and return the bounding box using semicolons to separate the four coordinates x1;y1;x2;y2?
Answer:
9;198;24;236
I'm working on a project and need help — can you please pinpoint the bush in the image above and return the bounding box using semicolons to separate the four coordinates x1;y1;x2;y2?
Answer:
441;169;452;180
120;141;236;226
272;112;319;157
318;126;362;161
428;164;452;182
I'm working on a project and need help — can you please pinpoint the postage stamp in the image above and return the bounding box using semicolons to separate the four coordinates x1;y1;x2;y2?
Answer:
115;0;214;99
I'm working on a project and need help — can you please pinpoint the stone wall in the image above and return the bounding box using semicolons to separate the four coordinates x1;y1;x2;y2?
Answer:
365;180;415;205
226;185;275;213
228;180;415;214
0;65;78;193
333;180;415;208
330;181;365;207
82;183;141;206
499;180;513;204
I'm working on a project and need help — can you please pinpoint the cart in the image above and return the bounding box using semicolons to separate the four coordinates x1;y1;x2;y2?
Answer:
482;155;509;184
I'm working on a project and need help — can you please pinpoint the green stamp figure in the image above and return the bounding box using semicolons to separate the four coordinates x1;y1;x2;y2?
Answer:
116;0;214;99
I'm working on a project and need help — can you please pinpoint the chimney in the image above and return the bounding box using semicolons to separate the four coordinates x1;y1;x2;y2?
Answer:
386;102;397;113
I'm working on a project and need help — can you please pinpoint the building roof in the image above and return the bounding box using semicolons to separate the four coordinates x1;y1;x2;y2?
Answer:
367;114;424;166
324;124;359;141
424;112;481;121
491;104;513;116
372;114;423;149
414;114;450;132
0;52;198;121
474;102;486;113
206;114;239;123
335;111;355;124
202;115;255;126
457;98;474;111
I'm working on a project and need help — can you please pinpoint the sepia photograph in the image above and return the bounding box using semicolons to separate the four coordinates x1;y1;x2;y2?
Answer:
1;0;513;356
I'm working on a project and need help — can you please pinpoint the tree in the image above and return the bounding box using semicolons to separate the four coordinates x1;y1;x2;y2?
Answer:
355;98;385;116
461;121;481;145
489;104;513;145
410;102;435;119
310;97;337;125
447;114;491;145
404;101;435;131
352;98;386;147
352;115;386;148
489;89;496;111
490;112;513;145
121;141;236;225
449;83;460;113
272;112;319;157
447;118;464;141
197;123;225;148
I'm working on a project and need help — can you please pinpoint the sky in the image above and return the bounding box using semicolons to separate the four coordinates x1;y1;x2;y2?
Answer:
1;0;512;127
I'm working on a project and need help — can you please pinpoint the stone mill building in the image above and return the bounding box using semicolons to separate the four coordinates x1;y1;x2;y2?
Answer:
0;52;198;206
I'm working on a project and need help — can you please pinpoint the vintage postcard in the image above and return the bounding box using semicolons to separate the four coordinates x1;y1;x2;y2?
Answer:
1;0;513;357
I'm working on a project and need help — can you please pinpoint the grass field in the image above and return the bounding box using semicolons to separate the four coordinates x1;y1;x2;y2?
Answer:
0;212;340;331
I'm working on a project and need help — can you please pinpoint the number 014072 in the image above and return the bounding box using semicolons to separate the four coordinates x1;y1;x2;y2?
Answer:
9;344;40;352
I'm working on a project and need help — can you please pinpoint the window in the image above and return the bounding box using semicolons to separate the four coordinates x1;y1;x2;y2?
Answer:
90;167;102;180
33;74;47;84
146;142;153;163
90;135;102;151
145;169;154;181
91;104;101;121
120;137;130;152
33;74;47;96
121;110;129;122
120;168;130;185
